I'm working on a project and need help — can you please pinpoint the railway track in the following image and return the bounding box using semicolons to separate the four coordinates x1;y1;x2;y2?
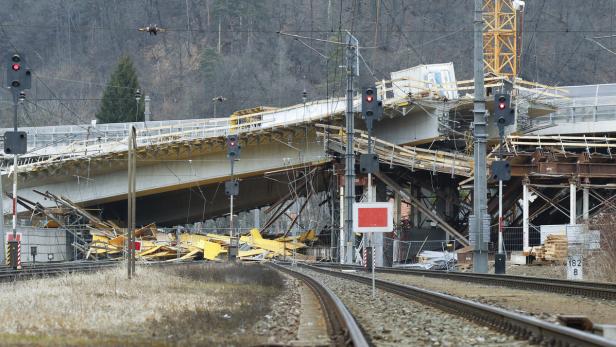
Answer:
0;260;196;282
0;261;119;282
303;263;616;347
269;263;369;347
314;263;616;300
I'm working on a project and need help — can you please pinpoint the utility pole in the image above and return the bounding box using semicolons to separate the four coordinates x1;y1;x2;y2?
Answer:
134;89;141;122
144;95;151;122
127;126;137;278
471;0;489;273
344;33;359;264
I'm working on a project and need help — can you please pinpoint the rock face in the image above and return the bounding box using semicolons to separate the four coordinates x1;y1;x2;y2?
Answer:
0;1;611;127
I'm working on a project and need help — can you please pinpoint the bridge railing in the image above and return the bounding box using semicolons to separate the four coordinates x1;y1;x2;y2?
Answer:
529;84;616;127
18;95;357;166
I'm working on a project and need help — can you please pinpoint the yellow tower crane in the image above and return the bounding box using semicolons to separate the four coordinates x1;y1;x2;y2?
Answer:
483;0;524;79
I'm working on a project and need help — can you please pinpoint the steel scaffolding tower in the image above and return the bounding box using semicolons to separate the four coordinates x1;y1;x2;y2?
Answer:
483;0;519;79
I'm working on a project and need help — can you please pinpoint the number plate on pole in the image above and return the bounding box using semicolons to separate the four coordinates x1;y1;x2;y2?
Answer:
567;255;583;281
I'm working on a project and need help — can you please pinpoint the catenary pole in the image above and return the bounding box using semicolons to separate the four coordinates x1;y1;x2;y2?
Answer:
344;33;358;264
472;0;489;273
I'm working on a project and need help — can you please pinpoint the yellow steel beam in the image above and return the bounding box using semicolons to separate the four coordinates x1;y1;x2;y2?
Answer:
483;0;518;79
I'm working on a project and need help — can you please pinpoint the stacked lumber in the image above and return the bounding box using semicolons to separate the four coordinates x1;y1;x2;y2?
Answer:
543;235;568;261
525;234;568;263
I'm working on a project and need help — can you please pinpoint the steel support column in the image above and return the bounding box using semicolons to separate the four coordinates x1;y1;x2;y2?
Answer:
583;185;589;221
570;180;577;225
522;180;529;250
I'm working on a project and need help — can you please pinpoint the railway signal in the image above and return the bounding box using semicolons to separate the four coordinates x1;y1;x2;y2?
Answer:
360;86;383;175
361;86;383;126
5;54;31;91
226;134;240;159
494;93;514;127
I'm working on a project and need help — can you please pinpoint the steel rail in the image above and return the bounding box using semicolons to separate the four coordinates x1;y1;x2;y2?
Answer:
0;260;199;282
314;263;616;300
269;263;370;347
304;264;616;347
0;262;118;282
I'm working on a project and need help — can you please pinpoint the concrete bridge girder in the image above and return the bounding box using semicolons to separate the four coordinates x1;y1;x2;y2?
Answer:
4;131;327;214
97;168;330;226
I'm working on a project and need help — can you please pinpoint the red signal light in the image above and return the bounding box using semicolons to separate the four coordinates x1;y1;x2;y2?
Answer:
365;95;374;103
498;102;506;110
11;63;20;71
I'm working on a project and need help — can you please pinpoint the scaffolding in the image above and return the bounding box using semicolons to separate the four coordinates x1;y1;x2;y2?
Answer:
483;0;519;79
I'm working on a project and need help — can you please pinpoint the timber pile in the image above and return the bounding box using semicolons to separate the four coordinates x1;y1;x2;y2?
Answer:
13;190;319;262
543;235;568;261
527;234;568;263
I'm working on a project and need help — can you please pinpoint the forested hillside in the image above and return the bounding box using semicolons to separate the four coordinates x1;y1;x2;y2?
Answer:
1;0;615;127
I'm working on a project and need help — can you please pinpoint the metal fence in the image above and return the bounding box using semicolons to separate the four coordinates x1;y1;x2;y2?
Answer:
2;226;69;264
489;225;541;252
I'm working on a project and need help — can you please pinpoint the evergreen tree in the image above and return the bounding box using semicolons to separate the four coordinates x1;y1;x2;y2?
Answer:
200;47;221;81
96;56;144;123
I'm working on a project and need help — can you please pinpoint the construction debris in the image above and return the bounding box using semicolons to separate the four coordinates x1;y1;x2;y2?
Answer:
395;250;457;270
89;228;316;261
11;190;319;262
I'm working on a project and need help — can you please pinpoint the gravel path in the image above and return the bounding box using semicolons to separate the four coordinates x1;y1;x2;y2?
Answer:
297;267;528;347
367;271;616;325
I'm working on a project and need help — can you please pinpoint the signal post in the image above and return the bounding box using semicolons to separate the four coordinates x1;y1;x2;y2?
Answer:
225;134;240;261
491;93;514;274
3;53;32;269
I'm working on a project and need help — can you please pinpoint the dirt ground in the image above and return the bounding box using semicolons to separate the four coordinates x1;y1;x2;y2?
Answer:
0;263;296;347
495;262;567;279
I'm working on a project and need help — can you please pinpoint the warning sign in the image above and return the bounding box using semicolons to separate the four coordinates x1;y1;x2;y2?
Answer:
353;202;393;233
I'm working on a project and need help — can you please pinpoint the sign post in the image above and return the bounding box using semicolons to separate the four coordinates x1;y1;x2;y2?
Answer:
353;202;393;298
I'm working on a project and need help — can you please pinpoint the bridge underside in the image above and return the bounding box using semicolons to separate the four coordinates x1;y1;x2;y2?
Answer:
93;166;330;226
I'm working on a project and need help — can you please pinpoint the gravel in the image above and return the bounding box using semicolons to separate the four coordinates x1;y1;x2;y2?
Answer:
254;274;301;345
369;271;616;325
297;267;528;347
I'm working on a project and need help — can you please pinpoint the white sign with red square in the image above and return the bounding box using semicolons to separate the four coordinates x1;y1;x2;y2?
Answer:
353;202;393;233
